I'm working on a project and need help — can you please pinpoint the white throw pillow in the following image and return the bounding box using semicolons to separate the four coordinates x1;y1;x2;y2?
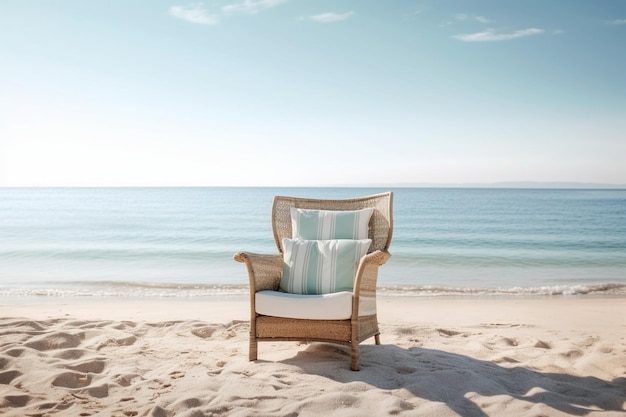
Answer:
280;238;371;295
290;208;374;240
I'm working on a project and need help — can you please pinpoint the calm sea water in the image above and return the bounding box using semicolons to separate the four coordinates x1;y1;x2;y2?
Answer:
1;187;625;299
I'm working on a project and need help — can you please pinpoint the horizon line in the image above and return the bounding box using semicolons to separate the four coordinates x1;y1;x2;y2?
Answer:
1;181;625;190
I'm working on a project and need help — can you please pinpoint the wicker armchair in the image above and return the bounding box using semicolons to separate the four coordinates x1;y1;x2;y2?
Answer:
233;192;393;371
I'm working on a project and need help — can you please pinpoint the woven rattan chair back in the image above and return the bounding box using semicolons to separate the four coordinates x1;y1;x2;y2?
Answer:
271;192;393;254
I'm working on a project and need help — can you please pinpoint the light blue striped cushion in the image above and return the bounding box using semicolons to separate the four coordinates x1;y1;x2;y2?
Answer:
290;208;374;240
280;238;372;295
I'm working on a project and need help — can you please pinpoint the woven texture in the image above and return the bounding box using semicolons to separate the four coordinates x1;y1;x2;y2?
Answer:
234;192;393;371
273;192;393;254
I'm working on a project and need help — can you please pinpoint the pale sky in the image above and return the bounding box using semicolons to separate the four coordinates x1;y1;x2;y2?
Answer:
1;0;625;187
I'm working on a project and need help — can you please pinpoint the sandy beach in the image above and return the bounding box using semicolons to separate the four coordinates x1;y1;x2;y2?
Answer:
1;296;625;416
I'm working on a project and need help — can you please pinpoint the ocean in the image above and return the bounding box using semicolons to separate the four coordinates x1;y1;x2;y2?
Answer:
1;187;625;299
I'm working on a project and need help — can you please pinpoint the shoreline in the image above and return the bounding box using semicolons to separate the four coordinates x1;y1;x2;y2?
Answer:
2;291;626;308
2;280;625;301
3;295;625;325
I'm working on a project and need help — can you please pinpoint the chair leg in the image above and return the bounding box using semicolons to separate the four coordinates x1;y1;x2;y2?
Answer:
350;342;360;371
249;337;258;361
375;334;381;345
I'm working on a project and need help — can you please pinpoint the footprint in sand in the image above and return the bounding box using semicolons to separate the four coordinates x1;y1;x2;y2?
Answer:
191;325;220;339
53;348;90;360
395;366;417;375
533;340;552;349
24;332;84;351
3;348;27;358
84;383;109;399
115;373;141;387
492;336;519;347
395;326;417;336
51;371;93;389
0;369;22;384
437;328;467;337
1;320;46;331
3;393;31;407
88;334;138;350
169;371;185;380
65;359;106;374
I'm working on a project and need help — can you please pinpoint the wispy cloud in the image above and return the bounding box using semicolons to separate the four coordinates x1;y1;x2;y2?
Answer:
455;13;490;24
607;19;626;25
454;28;544;42
170;0;286;25
170;3;220;25
309;12;354;23
222;0;286;15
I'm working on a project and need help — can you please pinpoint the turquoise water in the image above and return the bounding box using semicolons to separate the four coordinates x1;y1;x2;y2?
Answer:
1;187;625;298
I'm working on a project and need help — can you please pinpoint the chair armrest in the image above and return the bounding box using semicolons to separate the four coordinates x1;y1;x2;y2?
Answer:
233;252;283;292
352;250;391;317
362;250;392;267
354;250;391;294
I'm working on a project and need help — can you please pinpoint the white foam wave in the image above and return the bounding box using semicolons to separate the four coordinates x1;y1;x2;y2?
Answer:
1;282;624;299
379;283;626;297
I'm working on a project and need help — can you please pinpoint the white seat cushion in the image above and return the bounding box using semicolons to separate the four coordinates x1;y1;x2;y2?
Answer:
255;290;353;320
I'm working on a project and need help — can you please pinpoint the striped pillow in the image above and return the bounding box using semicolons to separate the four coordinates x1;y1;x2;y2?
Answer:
290;208;374;240
280;238;371;295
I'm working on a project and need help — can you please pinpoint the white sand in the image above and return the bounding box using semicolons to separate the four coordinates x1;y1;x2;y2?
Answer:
1;296;625;416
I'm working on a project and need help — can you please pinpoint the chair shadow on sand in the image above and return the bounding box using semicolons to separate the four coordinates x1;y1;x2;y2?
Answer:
278;343;626;417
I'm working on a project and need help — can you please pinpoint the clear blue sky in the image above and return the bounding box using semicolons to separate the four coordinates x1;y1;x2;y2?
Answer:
1;0;625;186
